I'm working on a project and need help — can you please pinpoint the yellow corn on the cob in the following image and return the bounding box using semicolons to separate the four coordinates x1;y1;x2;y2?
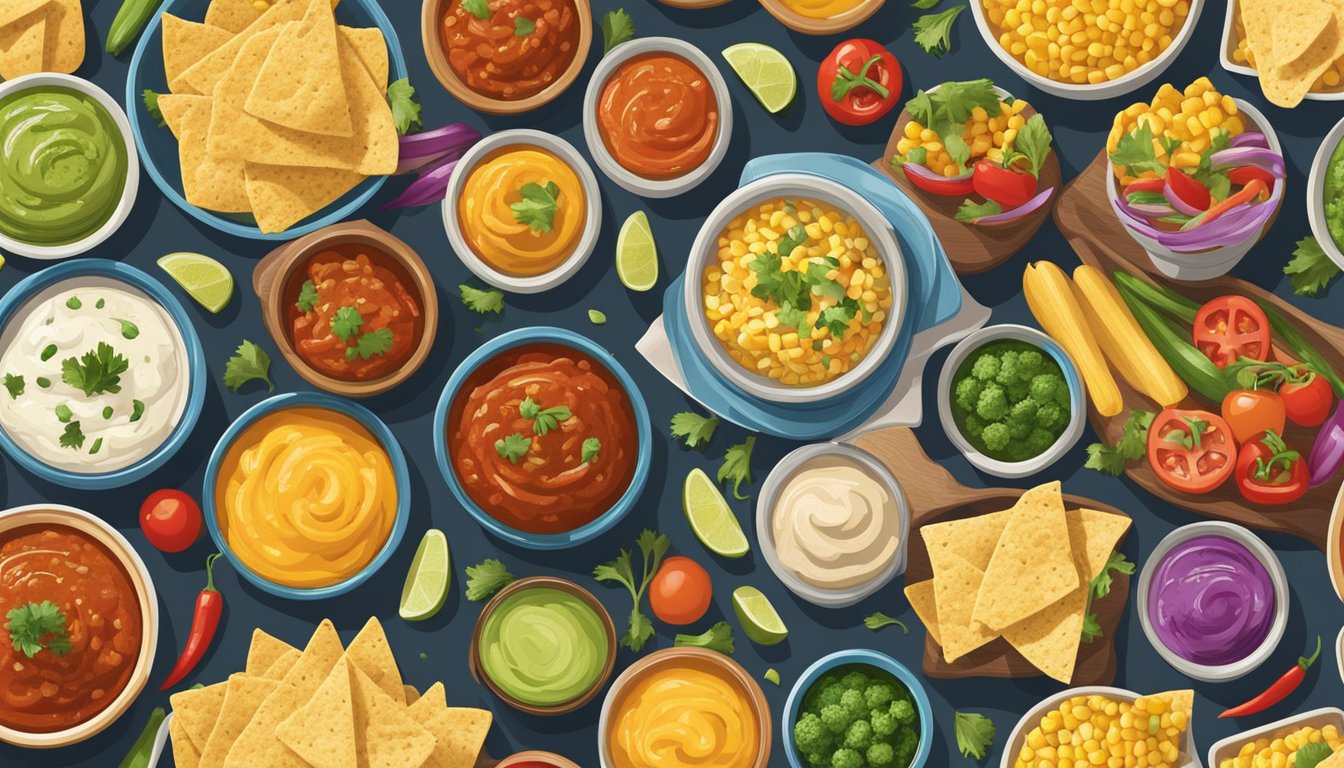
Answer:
1023;261;1124;417
1072;265;1187;408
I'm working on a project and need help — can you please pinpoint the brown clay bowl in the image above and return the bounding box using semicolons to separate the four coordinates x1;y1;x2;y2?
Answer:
420;0;593;114
496;751;583;768
758;0;883;35
656;0;733;8
253;219;438;398
468;576;618;716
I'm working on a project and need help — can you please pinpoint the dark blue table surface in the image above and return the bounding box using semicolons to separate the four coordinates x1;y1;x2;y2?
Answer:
4;0;1344;766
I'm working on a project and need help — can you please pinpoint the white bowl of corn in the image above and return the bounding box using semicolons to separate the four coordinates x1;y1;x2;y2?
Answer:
1205;707;1344;768
1001;687;1201;768
684;174;907;404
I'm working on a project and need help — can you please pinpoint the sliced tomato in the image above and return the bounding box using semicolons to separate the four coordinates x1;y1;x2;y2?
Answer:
1221;388;1285;444
1280;370;1334;427
902;165;975;196
1123;177;1166;194
1146;409;1236;494
972;161;1037;208
1166;168;1211;211
1234;430;1308;505
1193;296;1271;369
1229;166;1276;191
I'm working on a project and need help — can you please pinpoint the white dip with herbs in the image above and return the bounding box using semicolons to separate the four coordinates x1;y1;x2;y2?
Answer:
0;277;189;473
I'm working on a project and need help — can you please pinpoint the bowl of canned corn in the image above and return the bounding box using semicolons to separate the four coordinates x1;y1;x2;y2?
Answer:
1206;707;1344;768
971;0;1205;100
685;174;907;403
1001;687;1199;768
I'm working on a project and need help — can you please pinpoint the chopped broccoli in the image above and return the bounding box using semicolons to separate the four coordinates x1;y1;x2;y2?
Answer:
870;709;897;738
1026;428;1057;456
831;748;863;768
839;670;870;690
970;354;999;381
976;384;1009;421
1036;402;1067;431
1016;349;1045;379
839;689;867;721
994;350;1020;387
814;679;845;710
864;683;896;710
844;720;873;750
894;727;919;765
1029;373;1060;403
866;742;896;767
805;752;831;768
982;422;1011;452
954;376;983;413
1008;399;1038;425
820;704;850;734
891;698;916;726
794;712;834;755
961;413;986;438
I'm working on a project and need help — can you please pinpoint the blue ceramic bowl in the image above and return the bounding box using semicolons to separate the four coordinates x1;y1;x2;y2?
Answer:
203;392;411;600
0;260;205;490
433;327;652;550
124;0;409;240
783;650;934;768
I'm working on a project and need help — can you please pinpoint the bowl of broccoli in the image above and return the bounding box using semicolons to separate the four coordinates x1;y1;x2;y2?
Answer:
936;324;1085;479
784;649;932;768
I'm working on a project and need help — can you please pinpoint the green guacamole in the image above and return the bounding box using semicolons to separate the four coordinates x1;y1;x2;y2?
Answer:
478;586;609;707
1324;137;1344;251
0;86;128;246
949;339;1070;463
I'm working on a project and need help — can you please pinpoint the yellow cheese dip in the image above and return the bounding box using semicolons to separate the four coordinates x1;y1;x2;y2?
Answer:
216;407;397;588
771;454;900;590
608;660;760;768
776;0;866;18
457;146;586;277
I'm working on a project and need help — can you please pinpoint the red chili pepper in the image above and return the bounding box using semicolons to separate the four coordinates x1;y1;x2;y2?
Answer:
160;553;225;691
1219;636;1321;718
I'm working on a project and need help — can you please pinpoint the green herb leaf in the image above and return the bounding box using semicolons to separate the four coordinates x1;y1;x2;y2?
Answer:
462;0;491;19
911;0;940;7
1083;410;1154;476
40;344;57;362
464;559;515;601
89;437;102;455
905;78;999;154
1110;121;1165;176
296;280;319;312
35;377;49;388
601;8;636;54
955;198;1003;223
354;327;394;360
6;601;73;658
593;530;670;652
59;421;85;450
131;400;144;422
521;397;571;436
514;16;534;35
864;612;910;633
582;437;601;464
142;90;166;128
102;406;113;420
1286;236;1342;297
913;5;965;58
670;411;719;449
494;432;531;464
1294;743;1335;768
1012;113;1053;179
3;374;22;400
954;711;996;760
119;320;139;340
1090;552;1135;600
717;436;755;500
673;621;735;654
55;404;72;423
65;296;81;310
459;284;504;314
1081;612;1103;643
329;306;364;343
61;342;129;397
386;78;423;135
510;181;561;233
222;340;274;393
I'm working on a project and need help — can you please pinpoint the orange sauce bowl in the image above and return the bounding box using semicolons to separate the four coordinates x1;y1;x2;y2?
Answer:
758;0;883;36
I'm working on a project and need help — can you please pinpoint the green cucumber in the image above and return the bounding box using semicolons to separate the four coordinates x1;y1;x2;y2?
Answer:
1112;271;1199;323
1116;280;1230;403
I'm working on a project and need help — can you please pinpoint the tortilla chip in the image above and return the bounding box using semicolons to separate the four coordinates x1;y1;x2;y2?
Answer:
928;551;999;662
1261;11;1344;107
345;617;404;703
276;656;357;768
171;715;203;768
158;93;208;137
179;2;307;97
198;674;280;768
919;510;1009;571
903;580;941;646
1319;749;1344;768
245;0;352;136
170;681;228;751
1001;583;1089;684
43;0;82;74
1272;0;1334;64
404;684;420;704
1240;0;1277;63
1071;509;1131;580
262;648;302;680
245;628;296;676
0;12;47;79
339;26;387;88
162;15;234;94
0;0;50;31
174;97;251;213
408;682;494;768
972;481;1079;631
205;0;267;34
350;665;436;768
244;161;362;233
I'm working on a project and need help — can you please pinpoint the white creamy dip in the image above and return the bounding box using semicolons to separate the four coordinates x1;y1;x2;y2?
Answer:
0;278;190;473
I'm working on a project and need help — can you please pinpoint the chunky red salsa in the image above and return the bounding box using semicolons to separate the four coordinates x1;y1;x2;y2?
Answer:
440;0;580;101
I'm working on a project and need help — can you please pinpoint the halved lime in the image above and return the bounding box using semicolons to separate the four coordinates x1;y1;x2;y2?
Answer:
157;252;234;313
684;468;749;558
399;529;450;622
616;211;658;292
733;586;788;646
722;43;797;114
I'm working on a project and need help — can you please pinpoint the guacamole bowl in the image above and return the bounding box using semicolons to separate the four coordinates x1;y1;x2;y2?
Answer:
1306;115;1344;274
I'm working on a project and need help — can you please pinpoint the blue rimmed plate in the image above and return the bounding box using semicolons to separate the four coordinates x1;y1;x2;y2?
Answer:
124;0;409;241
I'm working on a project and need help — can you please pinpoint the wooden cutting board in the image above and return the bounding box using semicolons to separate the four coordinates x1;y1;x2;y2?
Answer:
1054;151;1341;552
850;427;1129;685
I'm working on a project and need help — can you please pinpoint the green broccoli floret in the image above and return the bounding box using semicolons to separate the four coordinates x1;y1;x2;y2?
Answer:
894;727;919;766
794;713;834;756
1029;373;1060;403
867;742;897;767
1026;428;1058;456
839;689;867;722
1016;349;1045;380
864;683;895;710
1006;380;1030;404
954;376;983;413
831;748;863;768
982;422;1011;452
839;670;870;691
961;413;986;439
976;384;1008;421
1008;399;1038;425
970;353;999;382
814;680;845;710
1036;402;1066;431
820;704;850;734
890;698;916;726
844;720;873;750
870;709;897;738
805;752;831;768
994;350;1020;387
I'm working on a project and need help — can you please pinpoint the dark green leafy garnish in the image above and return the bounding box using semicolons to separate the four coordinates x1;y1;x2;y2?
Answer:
3;374;22;400
510;181;561;233
494;433;531;464
62;343;129;396
6;601;72;658
59;422;85;450
296;280;319;312
520;397;572;436
582;437;601;464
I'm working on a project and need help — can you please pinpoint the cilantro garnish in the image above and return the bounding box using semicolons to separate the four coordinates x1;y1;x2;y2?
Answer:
1084;410;1154;476
40;345;57;362
669;411;719;449
295;280;319;312
519;397;572;436
514;16;534;35
601;8;636;53
65;297;81;310
510;181;561;233
142;90;166;128
459;284;504;314
913;5;965;58
61;342;129;396
55;404;72;423
353;327;394;360
329;306;364;342
582;437;601;464
954;712;996;760
673;621;735;654
386;78;423;135
955;198;1003;223
89;437;102;455
717;435;756;500
119;320;139;340
593;530;670;652
1286;236;1341;297
1006;113;1053;179
465;559;516;601
131;400;144;422
223;340;275;392
864;612;910;633
59;422;85;450
1109;121;1166;176
1082;552;1134;644
494;432;531;464
3;374;22;400
462;0;490;18
6;601;73;658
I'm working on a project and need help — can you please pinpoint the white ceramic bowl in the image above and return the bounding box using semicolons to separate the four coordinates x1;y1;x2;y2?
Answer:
936;324;1086;479
1219;0;1344;102
1207;707;1344;768
756;442;909;608
1338;627;1344;687
1105;99;1282;281
969;0;1204;101
1327;478;1344;604
0;74;139;260
582;37;732;198
1307;116;1344;274
1136;521;1288;682
443;129;602;294
1001;687;1201;768
682;173;908;404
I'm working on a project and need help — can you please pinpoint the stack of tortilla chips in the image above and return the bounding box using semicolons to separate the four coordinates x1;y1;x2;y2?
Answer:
1238;0;1344;107
904;481;1130;684
0;0;82;79
168;618;492;768
156;0;398;233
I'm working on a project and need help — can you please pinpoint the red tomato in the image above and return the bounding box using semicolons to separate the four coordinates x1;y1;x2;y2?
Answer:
1280;369;1334;427
1234;430;1308;505
1146;409;1236;494
1193;296;1271;369
649;557;712;625
1221;388;1285;444
818;39;901;126
140;490;202;553
972;161;1037;208
1165;168;1211;211
1229;166;1276;191
901;165;975;196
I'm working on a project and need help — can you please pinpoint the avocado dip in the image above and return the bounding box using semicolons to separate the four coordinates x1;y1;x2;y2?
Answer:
478;586;609;707
0;86;128;246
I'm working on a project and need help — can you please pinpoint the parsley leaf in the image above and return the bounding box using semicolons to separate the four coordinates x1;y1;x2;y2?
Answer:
520;397;572;436
464;559;516;601
955;198;1003;223
223;340;275;392
59;422;85;450
1286;236;1341;297
3;374;22;400
601;8;636;54
1081;612;1103;644
717;436;756;500
494;433;531;464
777;224;809;260
1012;113;1053;179
1109;121;1165;176
461;0;491;20
864;612;910;633
354;327;394;360
1090;551;1135;600
142;90;166;128
329;306;364;343
593;530;670;652
670;411;719;449
61;342;129;396
386;78;423;135
6;601;73;659
905;79;999;155
911;0;940;7
1083;410;1154;476
460;284;504;314
510;181;561;233
295;280;319;312
582;437;601;464
913;5;965;58
817;298;861;339
673;621;735;654
514;16;534;35
954;711;996;760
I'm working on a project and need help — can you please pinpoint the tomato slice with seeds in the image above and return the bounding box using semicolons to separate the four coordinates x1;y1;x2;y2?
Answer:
1146;408;1236;494
1193;296;1271;369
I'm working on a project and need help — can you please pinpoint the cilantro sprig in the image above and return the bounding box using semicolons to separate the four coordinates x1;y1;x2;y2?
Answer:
913;4;966;58
519;397;572;436
1285;236;1341;297
6;601;73;659
464;559;516;601
295;280;319;313
460;284;504;314
1084;410;1154;476
863;612;910;633
601;9;636;53
494;433;531;464
1082;552;1135;644
62;342;129;397
673;621;735;655
329;307;395;362
669;411;719;449
717;436;755;500
511;181;561;233
223;340;275;392
593;530;670;652
954;711;996;760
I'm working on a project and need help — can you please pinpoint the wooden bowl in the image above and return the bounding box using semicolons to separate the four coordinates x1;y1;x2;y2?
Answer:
419;0;592;114
758;0;882;35
497;751;583;768
0;505;158;748
656;0;732;8
468;577;617;716
253;219;438;398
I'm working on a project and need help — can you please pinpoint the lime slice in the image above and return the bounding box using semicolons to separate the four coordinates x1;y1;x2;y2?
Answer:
616;211;658;292
399;529;450;622
683;468;749;558
722;43;797;114
733;586;788;646
157;252;234;313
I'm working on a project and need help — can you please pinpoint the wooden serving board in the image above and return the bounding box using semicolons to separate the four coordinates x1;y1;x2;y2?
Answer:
851;427;1129;686
870;103;1061;275
1054;151;1341;551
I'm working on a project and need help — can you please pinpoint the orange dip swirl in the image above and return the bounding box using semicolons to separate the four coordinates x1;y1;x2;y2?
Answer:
597;53;719;180
440;0;580;101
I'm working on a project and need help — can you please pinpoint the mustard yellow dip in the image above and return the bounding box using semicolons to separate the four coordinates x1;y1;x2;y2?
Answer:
777;0;866;19
216;407;397;588
458;146;586;277
608;660;760;768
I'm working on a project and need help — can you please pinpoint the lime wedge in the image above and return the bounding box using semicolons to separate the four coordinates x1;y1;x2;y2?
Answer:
616;211;658;292
399;529;450;622
684;468;749;558
722;43;797;114
733;586;788;646
157;252;234;313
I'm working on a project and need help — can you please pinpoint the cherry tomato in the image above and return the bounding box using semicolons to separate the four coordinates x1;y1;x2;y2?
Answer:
1165;167;1211;211
649;556;712;626
1234;430;1308;505
1193;296;1271;369
1280;369;1334;427
1221;388;1285;444
1146;409;1236;494
901;165;974;196
972;161;1037;209
140;489;202;553
818;39;901;126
